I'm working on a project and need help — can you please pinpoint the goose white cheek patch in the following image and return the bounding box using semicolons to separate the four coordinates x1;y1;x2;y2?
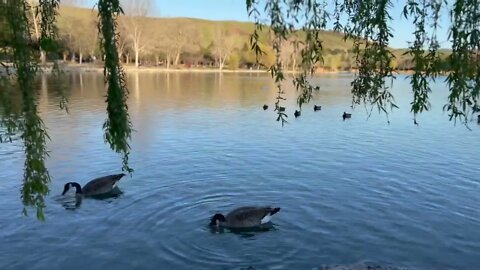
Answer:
261;214;272;224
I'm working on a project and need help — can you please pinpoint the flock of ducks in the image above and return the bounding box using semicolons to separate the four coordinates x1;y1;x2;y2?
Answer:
263;105;480;123
61;174;281;229
263;104;352;120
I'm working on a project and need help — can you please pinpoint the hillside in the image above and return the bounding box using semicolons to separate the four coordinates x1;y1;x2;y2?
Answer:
0;5;435;71
57;6;355;52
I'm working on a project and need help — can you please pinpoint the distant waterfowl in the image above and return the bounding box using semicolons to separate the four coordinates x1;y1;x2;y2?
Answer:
477;115;480;123
62;173;126;197
342;112;352;120
278;107;286;112
209;206;281;229
313;105;321;111
263;104;268;110
294;110;301;118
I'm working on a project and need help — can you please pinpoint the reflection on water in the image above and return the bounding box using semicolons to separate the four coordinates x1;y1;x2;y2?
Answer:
0;72;479;270
209;222;278;238
53;187;124;210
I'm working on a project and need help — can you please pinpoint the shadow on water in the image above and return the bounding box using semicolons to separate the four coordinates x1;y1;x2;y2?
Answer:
53;187;124;210
208;222;278;238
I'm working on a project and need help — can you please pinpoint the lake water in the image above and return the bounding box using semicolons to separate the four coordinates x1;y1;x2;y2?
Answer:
0;72;479;270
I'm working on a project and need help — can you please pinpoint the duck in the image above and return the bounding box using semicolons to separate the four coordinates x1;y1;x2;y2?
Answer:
343;112;352;120
62;173;126;197
294;110;301;118
209;206;281;229
278;107;286;112
263;104;268;110
313;105;321;111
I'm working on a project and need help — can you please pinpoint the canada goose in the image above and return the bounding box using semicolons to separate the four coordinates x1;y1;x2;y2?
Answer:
294;110;301;118
278;107;286;112
209;206;281;229
62;173;126;197
263;104;268;110
343;112;352;120
314;105;321;111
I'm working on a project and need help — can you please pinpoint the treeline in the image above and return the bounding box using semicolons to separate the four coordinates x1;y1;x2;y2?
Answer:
1;4;453;72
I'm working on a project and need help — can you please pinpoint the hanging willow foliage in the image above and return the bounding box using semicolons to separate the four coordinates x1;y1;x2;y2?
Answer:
97;0;133;174
446;0;480;124
5;0;51;220
1;0;133;219
247;0;480;125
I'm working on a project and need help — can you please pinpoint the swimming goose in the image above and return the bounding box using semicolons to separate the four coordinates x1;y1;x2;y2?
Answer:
62;173;126;197
294;110;301;118
209;206;281;228
314;105;321;111
263;104;268;110
278;107;286;112
343;112;352;120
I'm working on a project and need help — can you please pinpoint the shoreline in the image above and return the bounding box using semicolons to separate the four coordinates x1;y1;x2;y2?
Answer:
1;62;440;76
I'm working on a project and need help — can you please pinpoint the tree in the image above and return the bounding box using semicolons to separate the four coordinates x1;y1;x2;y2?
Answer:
27;0;47;64
212;27;238;70
172;23;199;66
58;13;97;64
120;0;153;67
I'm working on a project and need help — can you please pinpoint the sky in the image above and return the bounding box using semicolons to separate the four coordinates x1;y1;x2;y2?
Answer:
81;0;452;49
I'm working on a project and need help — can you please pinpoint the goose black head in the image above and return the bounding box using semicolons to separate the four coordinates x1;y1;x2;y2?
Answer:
62;182;82;195
209;213;226;227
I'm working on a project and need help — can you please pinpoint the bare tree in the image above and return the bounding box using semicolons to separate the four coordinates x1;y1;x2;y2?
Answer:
212;28;238;70
57;11;97;64
280;36;302;72
171;23;199;65
152;22;199;69
27;0;46;64
120;0;153;67
117;24;130;63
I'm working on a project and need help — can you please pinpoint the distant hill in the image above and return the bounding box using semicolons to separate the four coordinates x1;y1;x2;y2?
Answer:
54;6;451;71
57;5;355;51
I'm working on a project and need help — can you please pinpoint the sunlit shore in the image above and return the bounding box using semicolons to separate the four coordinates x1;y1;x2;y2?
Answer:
1;62;425;76
59;63;345;74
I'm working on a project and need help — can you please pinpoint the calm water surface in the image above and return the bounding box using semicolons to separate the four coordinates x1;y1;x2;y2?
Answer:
0;72;479;270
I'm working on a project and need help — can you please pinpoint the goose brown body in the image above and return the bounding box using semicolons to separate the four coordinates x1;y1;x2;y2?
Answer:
62;173;126;197
210;206;281;228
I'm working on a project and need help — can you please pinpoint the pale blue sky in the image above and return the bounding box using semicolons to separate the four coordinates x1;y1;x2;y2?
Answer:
80;0;452;49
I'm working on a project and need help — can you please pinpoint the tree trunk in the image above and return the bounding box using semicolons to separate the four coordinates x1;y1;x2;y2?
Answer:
135;49;139;68
174;52;180;66
219;56;226;71
126;53;130;64
166;55;170;70
71;52;76;63
30;3;47;64
63;52;67;62
117;49;123;63
155;55;159;66
292;58;296;72
79;52;83;65
39;51;46;65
